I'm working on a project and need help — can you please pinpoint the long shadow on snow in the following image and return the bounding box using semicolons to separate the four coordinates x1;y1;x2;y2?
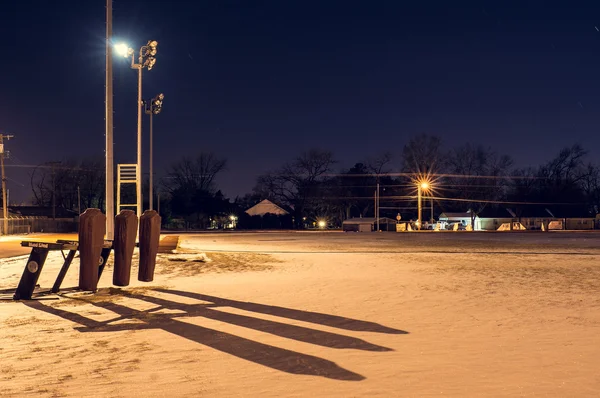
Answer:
24;288;407;381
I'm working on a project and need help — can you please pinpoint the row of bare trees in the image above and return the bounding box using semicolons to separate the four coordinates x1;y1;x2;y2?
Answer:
26;134;600;229
29;158;105;214
248;135;600;227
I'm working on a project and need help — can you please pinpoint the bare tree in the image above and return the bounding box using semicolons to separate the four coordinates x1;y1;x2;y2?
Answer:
254;149;336;226
446;144;513;227
29;158;105;213
401;134;443;175
366;151;394;175
166;152;227;194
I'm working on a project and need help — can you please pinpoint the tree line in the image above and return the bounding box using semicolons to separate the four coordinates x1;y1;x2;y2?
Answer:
22;134;600;228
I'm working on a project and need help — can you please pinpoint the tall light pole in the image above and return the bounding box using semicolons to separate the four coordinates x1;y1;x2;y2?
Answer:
105;0;114;239
144;93;165;211
115;40;158;217
417;180;430;230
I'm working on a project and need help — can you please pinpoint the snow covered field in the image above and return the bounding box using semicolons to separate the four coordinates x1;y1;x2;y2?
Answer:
1;231;600;397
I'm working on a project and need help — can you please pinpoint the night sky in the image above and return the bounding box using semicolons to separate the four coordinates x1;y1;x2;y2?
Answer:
2;1;600;203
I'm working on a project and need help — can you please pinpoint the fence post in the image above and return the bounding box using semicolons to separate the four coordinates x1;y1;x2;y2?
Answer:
138;210;161;282
113;210;138;286
78;208;106;291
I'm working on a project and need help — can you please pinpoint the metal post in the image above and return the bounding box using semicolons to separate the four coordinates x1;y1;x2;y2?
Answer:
0;135;7;235
136;64;143;217
105;0;115;240
149;111;153;210
78;185;81;215
417;185;422;230
157;191;160;216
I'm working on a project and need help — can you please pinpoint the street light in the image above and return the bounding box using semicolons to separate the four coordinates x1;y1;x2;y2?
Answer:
115;40;159;217
144;93;165;211
417;179;431;230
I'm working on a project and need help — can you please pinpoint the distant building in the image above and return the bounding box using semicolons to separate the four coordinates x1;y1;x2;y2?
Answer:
438;212;473;228
472;205;597;231
342;217;397;232
245;199;289;217
475;207;515;231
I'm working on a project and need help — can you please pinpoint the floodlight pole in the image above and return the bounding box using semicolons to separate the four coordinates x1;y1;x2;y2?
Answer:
148;109;153;210
145;94;164;211
136;64;143;218
105;0;115;239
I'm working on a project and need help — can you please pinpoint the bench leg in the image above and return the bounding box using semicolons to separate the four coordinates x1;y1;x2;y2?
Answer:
98;246;113;280
51;250;77;293
14;248;50;300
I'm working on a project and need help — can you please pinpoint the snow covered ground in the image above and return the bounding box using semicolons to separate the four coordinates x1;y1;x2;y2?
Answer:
1;231;600;397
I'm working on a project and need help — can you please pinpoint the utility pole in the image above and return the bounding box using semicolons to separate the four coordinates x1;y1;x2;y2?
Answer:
48;161;61;220
417;184;422;230
430;197;434;223
373;189;377;230
0;133;14;235
105;0;115;240
77;185;81;215
376;179;380;232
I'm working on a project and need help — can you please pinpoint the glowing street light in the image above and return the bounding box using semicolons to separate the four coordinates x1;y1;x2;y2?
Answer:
417;179;431;230
317;220;327;229
114;43;132;58
115;40;159;217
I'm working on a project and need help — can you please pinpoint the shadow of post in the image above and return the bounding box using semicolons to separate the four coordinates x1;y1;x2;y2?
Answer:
156;288;407;334
23;288;408;381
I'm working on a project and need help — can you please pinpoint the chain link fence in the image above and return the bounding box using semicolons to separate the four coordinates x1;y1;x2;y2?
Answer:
0;217;78;235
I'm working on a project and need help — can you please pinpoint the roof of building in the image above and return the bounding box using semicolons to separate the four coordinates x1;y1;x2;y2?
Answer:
245;199;289;216
438;212;472;219
478;205;597;219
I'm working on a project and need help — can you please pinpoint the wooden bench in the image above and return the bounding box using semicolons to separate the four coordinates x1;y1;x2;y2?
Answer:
12;240;113;300
158;235;180;253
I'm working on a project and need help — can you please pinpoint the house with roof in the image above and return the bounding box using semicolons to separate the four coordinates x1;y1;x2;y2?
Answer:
474;207;514;231
342;217;397;232
438;212;473;229
245;199;289;217
474;205;597;231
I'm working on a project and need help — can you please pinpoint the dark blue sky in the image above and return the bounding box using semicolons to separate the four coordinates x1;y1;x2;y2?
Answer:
2;1;600;202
